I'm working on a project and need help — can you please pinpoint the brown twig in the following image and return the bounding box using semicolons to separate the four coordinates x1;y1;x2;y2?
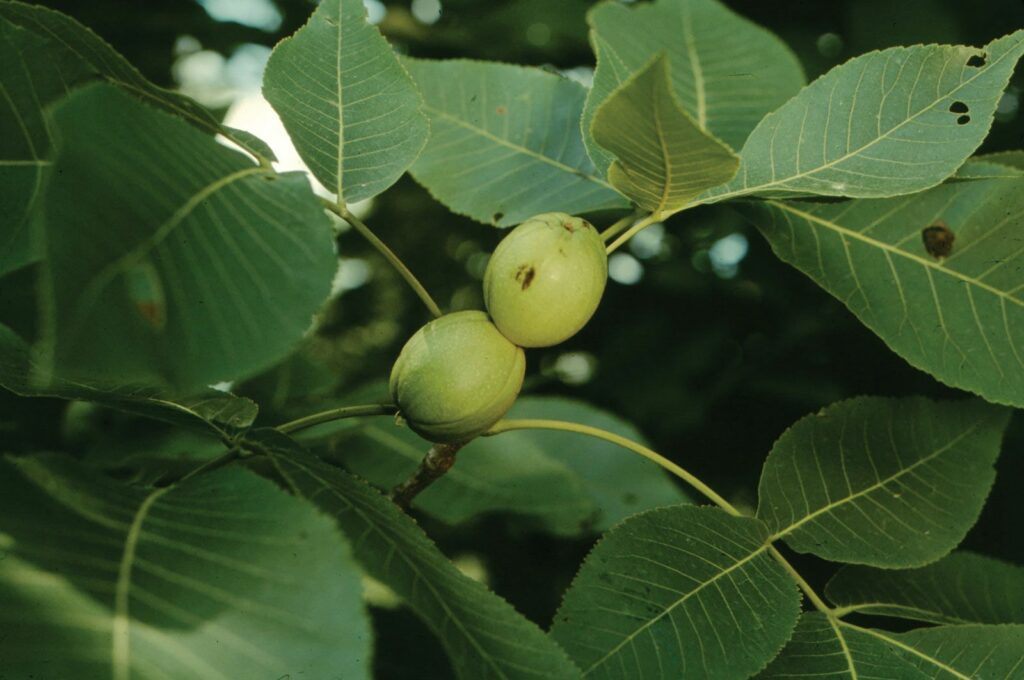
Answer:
388;441;464;510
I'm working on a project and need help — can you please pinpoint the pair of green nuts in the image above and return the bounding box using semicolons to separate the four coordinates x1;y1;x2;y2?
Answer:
389;213;608;443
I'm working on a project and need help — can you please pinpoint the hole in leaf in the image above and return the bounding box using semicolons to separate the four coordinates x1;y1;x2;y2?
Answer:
949;101;969;114
967;53;987;67
493;212;504;222
957;114;971;125
922;221;955;259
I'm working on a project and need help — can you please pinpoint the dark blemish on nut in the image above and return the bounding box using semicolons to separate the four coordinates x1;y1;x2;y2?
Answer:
949;101;968;114
514;264;536;290
922;221;955;259
493;212;504;222
957;115;970;125
562;221;577;232
967;53;987;67
496;106;507;115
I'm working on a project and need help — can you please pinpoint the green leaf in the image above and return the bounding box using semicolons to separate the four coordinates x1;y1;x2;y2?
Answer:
550;506;801;680
0;453;370;679
0;0;269;161
405;58;629;227
756;396;1010;568
262;0;428;203
703;30;1024;202
0;324;257;437
591;54;738;216
825;551;1024;625
257;432;583;680
893;625;1024;678
39;84;337;392
583;0;805;173
319;396;689;536
741;176;1024;408
0;16;92;276
761;613;1024;679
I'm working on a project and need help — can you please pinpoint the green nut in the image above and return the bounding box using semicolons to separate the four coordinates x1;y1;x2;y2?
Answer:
389;310;526;443
484;212;608;348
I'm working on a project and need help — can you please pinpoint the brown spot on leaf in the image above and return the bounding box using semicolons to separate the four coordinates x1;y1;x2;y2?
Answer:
135;301;164;328
514;264;536;290
922;221;955;259
495;105;507;115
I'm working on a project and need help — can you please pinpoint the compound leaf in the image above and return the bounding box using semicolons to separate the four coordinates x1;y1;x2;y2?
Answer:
0;453;370;679
406;58;628;227
741;176;1024;408
704;30;1024;201
583;0;804;172
550;506;800;680
757;396;1010;568
40;84;337;392
591;54;738;216
825;551;1024;625
263;0;428;203
257;431;583;680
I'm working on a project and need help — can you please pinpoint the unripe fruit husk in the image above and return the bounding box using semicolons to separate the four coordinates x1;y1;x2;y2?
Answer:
389;310;526;443
484;212;607;348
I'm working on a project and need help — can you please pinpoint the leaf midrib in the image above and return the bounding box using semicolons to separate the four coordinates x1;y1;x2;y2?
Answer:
768;200;1024;310
841;622;974;680
766;421;979;542
113;486;169;680
706;36;1024;201
422;104;616;190
62;166;266;347
581;542;771;676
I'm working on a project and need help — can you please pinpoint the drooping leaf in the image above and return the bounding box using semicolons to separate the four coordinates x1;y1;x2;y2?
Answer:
39;84;337;392
0;453;370;679
590;54;739;216
583;0;805;173
0;324;257;437
318;396;689;536
405;58;629;227
550;506;801;680
256;431;583;680
263;0;428;203
0;0;270;161
825;551;1024;625
756;396;1010;568
740;176;1024;408
703;30;1024;202
761;613;1024;679
0;17;92;276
